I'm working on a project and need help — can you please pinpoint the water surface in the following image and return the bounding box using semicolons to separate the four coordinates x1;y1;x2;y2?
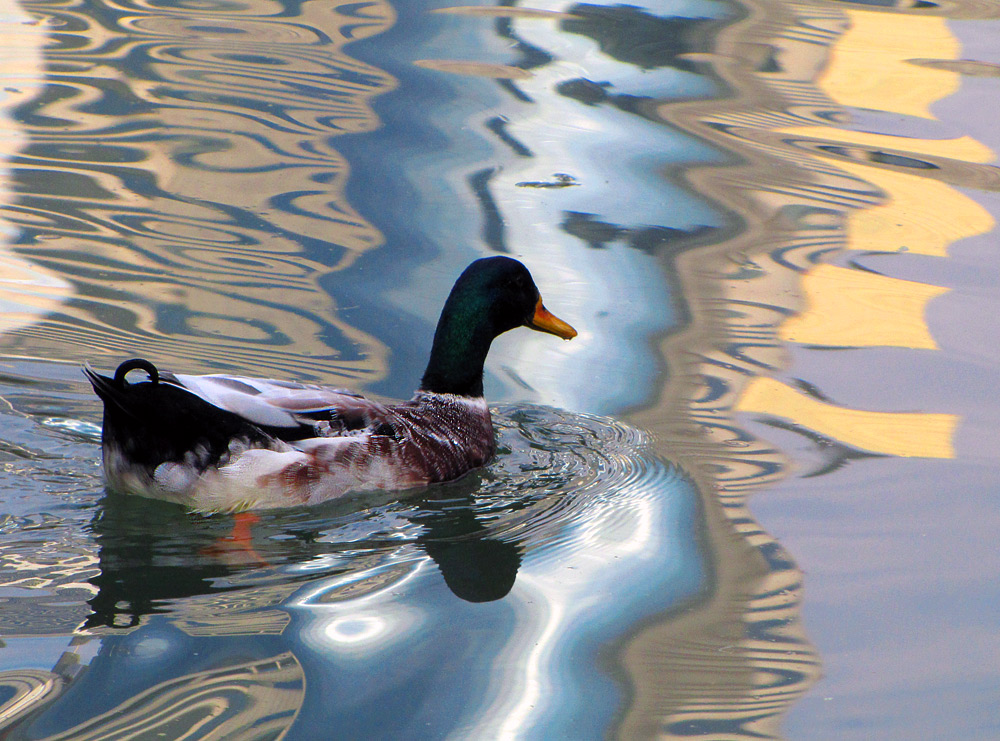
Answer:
0;0;999;736
0;0;724;734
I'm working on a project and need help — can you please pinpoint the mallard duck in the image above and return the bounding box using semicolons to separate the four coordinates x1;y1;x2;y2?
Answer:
85;256;577;512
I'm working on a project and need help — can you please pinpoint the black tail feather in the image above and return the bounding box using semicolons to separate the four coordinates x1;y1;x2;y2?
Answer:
84;360;159;420
114;358;159;386
85;358;273;473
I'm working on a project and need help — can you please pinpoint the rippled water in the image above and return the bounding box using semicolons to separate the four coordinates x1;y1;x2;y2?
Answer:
2;0;1000;734
0;390;702;737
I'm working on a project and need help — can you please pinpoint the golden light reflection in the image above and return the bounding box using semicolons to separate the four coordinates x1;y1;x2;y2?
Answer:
781;127;994;163
779;126;996;257
756;3;981;463
0;7;77;337
819;10;960;119
834;158;994;258
737;376;957;458
780;264;948;349
39;652;304;740
623;0;981;731
0;253;74;335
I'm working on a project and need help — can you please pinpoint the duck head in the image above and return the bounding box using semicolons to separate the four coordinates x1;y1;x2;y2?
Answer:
420;256;576;397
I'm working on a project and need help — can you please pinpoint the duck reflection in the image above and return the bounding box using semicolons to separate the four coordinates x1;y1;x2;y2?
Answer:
412;489;522;604
83;478;524;631
83;496;250;630
0;487;524;736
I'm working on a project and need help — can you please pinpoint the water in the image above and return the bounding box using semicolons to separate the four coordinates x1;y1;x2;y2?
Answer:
0;399;703;737
0;0;999;736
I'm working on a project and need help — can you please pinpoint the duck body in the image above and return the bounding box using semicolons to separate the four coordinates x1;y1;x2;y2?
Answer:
85;257;576;512
86;365;496;511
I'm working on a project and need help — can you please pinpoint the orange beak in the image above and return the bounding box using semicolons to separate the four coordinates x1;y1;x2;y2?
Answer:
527;297;577;340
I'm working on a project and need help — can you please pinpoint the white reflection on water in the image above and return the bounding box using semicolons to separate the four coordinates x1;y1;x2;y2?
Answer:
0;3;74;336
467;471;699;739
292;559;427;659
279;447;701;738
324;615;389;645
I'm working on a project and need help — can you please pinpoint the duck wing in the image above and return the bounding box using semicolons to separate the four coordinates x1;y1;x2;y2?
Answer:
166;373;395;441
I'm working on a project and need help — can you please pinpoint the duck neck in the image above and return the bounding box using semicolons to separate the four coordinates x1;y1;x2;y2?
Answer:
419;309;495;398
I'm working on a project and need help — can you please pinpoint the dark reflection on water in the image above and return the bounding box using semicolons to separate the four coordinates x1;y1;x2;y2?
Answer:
561;3;711;71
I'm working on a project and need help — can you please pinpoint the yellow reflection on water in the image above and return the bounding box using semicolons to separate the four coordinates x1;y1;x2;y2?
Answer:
782;127;993;162
625;0;994;731
820;10;959;119
779;126;996;257
833;158;994;258
0;254;74;335
780;264;947;349
747;1;988;463
737;376;957;459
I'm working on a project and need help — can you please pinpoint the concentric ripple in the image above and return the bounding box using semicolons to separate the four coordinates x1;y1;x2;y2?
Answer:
252;404;667;559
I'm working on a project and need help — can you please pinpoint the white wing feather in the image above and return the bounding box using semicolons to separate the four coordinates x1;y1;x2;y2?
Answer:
171;374;387;430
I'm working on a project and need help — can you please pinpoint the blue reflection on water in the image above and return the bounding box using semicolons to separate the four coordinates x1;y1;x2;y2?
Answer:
288;467;701;738
0;0;733;734
333;0;728;412
19;440;702;739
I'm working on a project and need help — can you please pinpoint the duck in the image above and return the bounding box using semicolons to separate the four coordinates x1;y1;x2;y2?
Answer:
85;256;577;512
